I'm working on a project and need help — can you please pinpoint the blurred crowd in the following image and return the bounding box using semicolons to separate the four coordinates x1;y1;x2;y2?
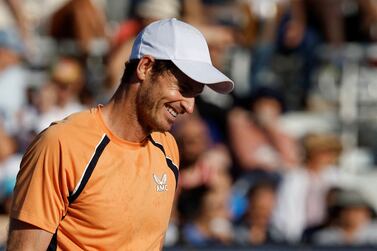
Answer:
1;0;377;248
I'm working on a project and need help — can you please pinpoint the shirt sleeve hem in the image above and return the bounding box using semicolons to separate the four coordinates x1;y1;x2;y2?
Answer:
10;209;58;234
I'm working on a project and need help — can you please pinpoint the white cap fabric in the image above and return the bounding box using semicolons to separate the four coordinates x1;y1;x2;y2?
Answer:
129;18;234;94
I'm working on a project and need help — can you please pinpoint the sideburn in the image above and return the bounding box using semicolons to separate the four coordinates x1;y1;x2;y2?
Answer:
136;83;154;133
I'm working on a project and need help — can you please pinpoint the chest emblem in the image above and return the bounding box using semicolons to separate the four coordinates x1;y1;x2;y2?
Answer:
153;173;168;192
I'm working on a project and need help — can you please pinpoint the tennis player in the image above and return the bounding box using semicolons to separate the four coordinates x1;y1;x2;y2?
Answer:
7;18;234;250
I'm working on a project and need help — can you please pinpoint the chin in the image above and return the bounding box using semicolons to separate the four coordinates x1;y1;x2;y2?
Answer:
146;120;171;133
142;114;174;133
153;125;173;133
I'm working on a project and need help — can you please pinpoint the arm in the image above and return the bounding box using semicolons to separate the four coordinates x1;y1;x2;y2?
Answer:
228;108;278;171
315;0;344;46
359;0;377;20
263;123;301;169
7;219;53;251
4;0;30;44
284;0;307;48
359;0;377;40
182;0;206;25
8;128;69;250
73;0;107;53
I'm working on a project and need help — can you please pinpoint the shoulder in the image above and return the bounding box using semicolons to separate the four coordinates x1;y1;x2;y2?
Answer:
311;227;342;245
151;131;177;145
284;167;308;180
150;132;179;167
365;221;377;235
45;109;99;139
150;132;178;153
51;109;95;130
27;109;101;154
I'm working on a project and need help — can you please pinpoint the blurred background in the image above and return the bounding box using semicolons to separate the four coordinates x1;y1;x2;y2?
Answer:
1;0;377;250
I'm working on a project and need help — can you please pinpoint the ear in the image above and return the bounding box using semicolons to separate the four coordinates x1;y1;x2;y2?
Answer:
136;56;155;81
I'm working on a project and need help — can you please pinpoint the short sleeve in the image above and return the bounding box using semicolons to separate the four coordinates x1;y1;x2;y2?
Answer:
10;127;70;233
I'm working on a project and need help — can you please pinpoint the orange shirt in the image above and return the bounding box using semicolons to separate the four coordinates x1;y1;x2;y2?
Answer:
11;106;179;250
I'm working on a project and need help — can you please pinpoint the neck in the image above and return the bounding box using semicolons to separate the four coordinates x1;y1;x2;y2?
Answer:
307;160;325;174
101;87;149;142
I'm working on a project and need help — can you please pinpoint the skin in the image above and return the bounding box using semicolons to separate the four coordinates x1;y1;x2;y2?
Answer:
246;186;277;245
227;98;300;171
6;220;52;250
6;56;204;250
5;0;30;44
102;56;203;142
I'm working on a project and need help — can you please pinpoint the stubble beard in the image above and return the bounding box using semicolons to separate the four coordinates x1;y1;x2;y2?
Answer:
136;87;167;134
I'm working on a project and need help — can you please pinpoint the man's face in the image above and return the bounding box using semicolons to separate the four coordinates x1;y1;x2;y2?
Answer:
136;66;204;133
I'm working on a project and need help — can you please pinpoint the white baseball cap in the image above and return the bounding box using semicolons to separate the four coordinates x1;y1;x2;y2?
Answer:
129;18;234;94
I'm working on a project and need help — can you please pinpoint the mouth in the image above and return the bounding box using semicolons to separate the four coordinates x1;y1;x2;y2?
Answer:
165;105;178;118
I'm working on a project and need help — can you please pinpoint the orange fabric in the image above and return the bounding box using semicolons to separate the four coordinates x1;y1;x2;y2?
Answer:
11;106;179;250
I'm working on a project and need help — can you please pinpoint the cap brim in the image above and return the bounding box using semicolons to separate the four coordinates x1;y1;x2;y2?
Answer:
172;59;234;94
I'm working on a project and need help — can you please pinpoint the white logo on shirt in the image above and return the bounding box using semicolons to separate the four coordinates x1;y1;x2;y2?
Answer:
153;173;168;192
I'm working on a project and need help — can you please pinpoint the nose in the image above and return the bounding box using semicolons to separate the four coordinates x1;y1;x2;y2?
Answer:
181;97;195;114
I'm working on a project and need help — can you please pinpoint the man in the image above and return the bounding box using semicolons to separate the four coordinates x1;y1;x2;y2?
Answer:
6;18;234;250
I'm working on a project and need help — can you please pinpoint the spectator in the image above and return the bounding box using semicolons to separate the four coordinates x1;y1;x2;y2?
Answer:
49;57;85;119
49;0;108;56
0;124;21;214
173;114;232;191
275;0;377;109
0;29;27;134
234;181;281;245
228;87;300;183
301;187;342;243
0;124;21;248
244;0;290;89
272;133;342;242
173;114;211;176
178;185;234;247
17;57;85;134
15;83;57;150
171;114;233;247
0;0;30;48
312;189;377;246
284;0;377;49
